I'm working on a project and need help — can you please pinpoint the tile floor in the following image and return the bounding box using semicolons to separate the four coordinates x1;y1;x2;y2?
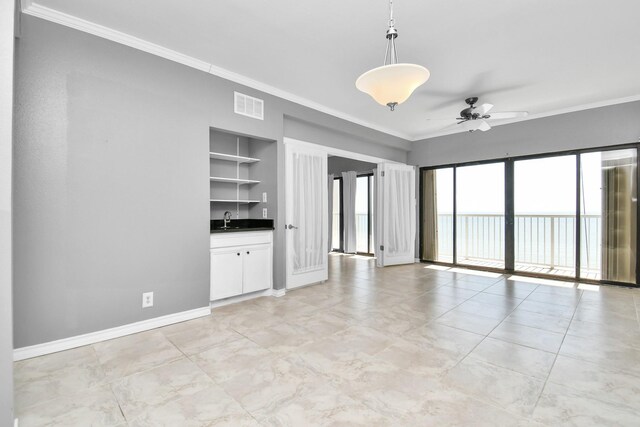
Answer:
14;254;640;426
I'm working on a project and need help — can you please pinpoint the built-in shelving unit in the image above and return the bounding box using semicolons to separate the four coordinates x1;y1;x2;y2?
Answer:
209;152;260;164
210;131;265;219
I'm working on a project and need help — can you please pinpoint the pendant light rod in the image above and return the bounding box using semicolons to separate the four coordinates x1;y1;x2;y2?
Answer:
384;0;398;66
356;0;430;111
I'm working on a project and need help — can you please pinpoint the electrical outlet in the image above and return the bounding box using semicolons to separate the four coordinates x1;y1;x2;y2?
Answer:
142;292;154;308
262;208;268;218
262;192;267;203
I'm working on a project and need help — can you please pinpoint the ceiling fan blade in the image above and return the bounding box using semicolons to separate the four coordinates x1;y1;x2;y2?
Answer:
487;111;529;120
425;117;457;121
478;120;492;132
475;103;494;115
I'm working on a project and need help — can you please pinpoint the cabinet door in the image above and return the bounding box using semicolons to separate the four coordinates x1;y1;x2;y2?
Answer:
242;244;272;294
210;249;244;300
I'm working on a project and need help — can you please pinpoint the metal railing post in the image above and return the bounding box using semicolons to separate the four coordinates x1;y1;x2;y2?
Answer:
550;218;555;269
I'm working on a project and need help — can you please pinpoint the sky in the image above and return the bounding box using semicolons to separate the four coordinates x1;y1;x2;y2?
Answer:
434;153;608;215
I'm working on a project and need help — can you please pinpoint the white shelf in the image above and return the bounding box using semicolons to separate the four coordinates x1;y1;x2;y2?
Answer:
209;152;260;164
210;199;261;204
209;176;260;185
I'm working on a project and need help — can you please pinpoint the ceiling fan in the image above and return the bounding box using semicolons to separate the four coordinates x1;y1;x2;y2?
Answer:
432;97;529;132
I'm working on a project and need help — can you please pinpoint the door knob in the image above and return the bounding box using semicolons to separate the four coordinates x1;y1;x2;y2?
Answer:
287;224;298;230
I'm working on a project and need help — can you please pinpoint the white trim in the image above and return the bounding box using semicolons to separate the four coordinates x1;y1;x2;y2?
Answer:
413;94;640;141
283;137;399;165
13;306;211;361
21;2;413;143
272;288;286;297
209;287;284;309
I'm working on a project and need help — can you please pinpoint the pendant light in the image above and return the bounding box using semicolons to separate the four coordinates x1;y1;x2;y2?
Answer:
356;0;430;111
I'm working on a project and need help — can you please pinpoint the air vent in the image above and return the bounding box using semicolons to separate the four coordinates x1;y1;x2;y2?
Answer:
234;92;264;120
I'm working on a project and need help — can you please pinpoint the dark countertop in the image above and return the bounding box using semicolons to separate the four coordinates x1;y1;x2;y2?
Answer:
210;218;274;233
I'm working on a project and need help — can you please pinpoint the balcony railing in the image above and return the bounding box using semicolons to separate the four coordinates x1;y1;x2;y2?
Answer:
436;213;601;277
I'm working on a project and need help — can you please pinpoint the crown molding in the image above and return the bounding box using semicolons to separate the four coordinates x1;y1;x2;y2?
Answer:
411;94;640;142
21;2;414;144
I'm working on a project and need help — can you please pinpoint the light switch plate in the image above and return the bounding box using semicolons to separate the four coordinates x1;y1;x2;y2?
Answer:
262;208;268;218
262;192;267;203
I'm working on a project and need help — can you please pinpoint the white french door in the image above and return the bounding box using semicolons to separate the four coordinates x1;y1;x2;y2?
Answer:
285;141;328;289
376;163;416;266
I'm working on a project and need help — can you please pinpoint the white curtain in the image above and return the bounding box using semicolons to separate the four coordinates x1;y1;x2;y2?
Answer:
342;171;357;253
327;174;334;252
373;168;379;259
387;167;414;256
292;152;324;273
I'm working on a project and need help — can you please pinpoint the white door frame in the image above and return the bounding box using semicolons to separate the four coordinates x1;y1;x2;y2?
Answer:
283;137;403;289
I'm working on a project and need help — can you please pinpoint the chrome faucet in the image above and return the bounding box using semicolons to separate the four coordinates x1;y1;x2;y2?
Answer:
223;211;232;229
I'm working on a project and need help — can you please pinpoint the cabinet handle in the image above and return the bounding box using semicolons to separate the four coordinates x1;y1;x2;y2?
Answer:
236;253;240;256
246;251;250;255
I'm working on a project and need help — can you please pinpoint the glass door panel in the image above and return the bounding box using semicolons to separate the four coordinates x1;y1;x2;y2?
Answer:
514;155;576;277
422;168;454;263
331;178;341;250
456;163;505;268
580;149;637;282
355;175;371;253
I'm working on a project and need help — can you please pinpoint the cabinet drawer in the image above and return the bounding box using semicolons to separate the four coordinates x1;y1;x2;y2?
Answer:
210;230;273;249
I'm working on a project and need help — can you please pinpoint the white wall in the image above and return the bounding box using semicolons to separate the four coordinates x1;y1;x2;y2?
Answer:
0;0;15;423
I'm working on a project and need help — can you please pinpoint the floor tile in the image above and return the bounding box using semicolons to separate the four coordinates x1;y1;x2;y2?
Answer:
444;357;545;417
14;346;105;411
191;336;273;384
548;355;640;411
16;384;124;427
14;255;640;426
559;334;640;376
92;331;183;380
506;308;572;334
111;357;214;421
489;321;565;353
128;385;259;427
161;316;244;356
468;337;556;379
533;382;640;426
436;310;502;335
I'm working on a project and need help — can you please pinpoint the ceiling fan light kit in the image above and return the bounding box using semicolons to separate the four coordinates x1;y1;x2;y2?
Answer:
455;97;528;132
356;0;430;111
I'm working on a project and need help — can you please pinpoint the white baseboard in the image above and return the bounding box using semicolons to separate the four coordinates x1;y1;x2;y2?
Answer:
210;288;285;309
13;306;211;361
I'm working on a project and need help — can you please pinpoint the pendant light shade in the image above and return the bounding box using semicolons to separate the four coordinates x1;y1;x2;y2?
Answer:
356;0;430;111
356;63;430;109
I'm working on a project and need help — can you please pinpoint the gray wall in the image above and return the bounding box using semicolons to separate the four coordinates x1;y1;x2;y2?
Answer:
1;0;14;422
328;157;377;175
410;101;640;167
13;16;409;348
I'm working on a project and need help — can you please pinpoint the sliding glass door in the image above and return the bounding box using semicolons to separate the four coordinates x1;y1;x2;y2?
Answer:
580;149;637;282
422;168;454;263
514;155;576;277
456;163;505;269
420;144;639;286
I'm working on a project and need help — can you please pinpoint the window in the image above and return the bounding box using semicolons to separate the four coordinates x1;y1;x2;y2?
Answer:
331;178;341;251
420;144;639;286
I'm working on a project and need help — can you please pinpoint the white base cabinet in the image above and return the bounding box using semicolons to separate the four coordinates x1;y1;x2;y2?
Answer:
210;231;273;301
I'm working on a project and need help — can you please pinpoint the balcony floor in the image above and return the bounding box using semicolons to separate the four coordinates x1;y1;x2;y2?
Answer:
437;257;602;281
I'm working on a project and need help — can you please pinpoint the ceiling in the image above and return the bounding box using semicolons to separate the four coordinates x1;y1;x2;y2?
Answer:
24;0;640;141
